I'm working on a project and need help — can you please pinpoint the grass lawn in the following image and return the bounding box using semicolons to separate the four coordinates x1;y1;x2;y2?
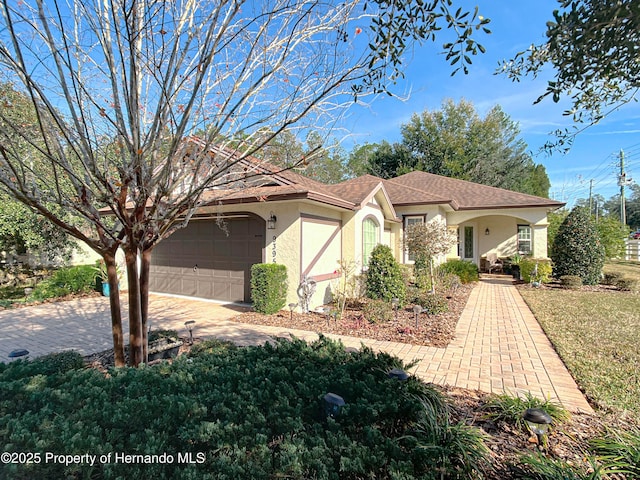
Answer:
519;261;640;418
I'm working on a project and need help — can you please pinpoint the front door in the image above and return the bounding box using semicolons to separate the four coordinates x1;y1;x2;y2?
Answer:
461;224;476;263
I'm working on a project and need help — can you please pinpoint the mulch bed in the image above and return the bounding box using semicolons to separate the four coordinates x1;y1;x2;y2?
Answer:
227;283;475;348
443;385;615;479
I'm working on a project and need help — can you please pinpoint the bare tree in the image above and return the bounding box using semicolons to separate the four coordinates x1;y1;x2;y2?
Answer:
0;0;489;366
405;221;457;292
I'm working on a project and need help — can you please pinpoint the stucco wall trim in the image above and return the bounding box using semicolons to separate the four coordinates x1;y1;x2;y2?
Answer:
300;214;342;282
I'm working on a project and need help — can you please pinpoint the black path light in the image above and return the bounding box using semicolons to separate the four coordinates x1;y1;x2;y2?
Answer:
288;303;297;321
523;408;553;447
391;297;399;322
387;368;409;381
413;305;422;328
8;349;29;361
323;392;345;418
184;321;196;345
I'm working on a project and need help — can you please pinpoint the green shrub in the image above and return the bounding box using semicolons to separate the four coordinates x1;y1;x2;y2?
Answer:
250;263;288;314
365;244;406;303
520;258;553;283
551;206;605;285
0;351;85;380
437;259;479;284
148;329;179;342
409;290;449;315
29;265;97;301
188;339;237;357
434;271;461;294
616;277;639;292
559;275;583;289
596;216;630;260
0;336;490;480
362;298;394;323
602;272;624;286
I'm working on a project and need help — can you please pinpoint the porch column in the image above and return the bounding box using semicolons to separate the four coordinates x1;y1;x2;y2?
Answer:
532;224;548;258
446;224;460;260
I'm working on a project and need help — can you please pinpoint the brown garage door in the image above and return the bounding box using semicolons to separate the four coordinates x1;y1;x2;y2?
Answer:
149;215;264;302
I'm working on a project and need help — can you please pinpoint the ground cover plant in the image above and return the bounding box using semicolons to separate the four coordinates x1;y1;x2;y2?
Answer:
0;264;98;308
0;337;491;480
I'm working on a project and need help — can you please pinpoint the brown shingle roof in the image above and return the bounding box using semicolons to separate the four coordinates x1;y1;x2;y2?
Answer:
189;138;563;212
385;171;564;210
322;175;383;204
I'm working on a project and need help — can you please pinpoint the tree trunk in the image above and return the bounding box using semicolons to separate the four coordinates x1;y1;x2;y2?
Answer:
140;247;152;362
104;252;125;367
125;248;143;366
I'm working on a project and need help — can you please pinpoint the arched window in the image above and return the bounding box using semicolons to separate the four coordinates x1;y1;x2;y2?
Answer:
362;217;379;266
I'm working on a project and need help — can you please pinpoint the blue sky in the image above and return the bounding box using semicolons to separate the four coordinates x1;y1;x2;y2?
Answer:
340;0;640;207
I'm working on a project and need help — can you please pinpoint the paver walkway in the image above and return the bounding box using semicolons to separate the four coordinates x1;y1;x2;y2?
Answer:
1;276;593;413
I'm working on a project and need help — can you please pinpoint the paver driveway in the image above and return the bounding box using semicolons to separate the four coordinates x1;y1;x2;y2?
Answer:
1;277;593;413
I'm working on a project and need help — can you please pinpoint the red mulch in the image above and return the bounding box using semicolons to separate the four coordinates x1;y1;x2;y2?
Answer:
228;283;475;348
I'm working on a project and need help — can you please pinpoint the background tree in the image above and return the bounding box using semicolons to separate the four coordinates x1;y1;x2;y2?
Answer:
0;1;490;366
0;195;75;264
352;99;551;196
404;221;457;292
348;140;413;179
551;206;605;285
595;216;630;260
546;209;568;259
500;0;640;149
604;184;640;230
298;133;347;184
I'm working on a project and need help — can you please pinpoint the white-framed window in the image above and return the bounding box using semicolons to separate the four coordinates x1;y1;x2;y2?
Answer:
404;215;425;263
362;217;379;266
517;225;532;255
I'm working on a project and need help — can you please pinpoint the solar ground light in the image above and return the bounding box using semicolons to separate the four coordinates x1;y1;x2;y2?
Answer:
523;408;553;447
413;304;422;328
8;349;29;361
288;303;297;321
391;297;399;322
184;321;196;345
387;368;408;381
323;393;345;418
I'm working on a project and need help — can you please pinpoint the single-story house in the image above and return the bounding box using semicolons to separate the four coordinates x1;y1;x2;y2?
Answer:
147;142;564;309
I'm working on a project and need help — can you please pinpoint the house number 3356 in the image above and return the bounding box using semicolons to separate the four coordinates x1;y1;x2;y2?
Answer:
272;235;277;263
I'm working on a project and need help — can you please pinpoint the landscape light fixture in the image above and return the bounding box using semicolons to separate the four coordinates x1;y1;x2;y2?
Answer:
388;368;409;381
391;297;399;322
288;303;297;321
323;392;345;418
8;349;29;361
267;212;277;230
184;320;196;345
413;305;422;328
523;408;553;447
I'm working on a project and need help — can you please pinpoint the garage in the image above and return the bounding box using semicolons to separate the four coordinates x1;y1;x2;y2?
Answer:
149;214;265;303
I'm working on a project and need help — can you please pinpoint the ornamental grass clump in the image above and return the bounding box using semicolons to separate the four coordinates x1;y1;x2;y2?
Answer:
482;392;570;432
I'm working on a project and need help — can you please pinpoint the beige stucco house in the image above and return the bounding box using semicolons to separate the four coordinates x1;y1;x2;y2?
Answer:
146;144;564;310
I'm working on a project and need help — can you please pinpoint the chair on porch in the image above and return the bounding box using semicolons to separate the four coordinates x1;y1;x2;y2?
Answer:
485;253;503;274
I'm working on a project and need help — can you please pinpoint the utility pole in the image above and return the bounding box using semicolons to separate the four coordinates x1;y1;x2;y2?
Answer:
618;149;634;225
588;179;594;216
